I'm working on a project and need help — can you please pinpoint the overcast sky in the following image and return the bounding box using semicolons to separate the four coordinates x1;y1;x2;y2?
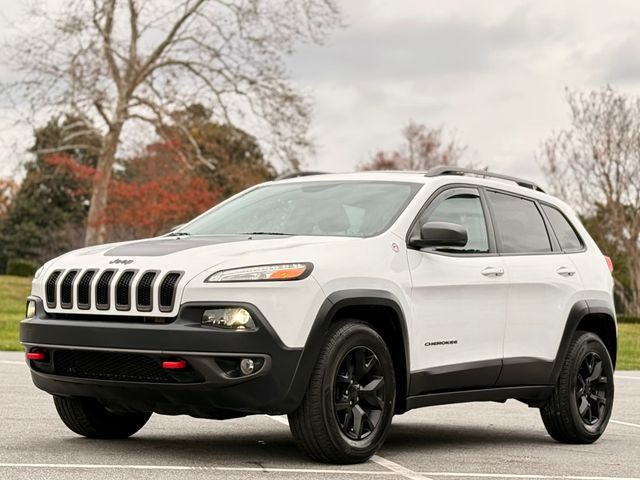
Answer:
3;0;640;187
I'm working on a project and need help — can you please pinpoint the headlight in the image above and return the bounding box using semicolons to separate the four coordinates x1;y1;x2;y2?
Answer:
25;300;36;318
202;307;256;330
205;263;313;282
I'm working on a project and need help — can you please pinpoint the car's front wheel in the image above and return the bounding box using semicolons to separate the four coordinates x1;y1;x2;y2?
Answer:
54;396;151;439
288;320;396;464
540;331;614;443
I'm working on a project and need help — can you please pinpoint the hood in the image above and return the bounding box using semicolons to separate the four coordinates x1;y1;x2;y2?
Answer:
35;234;361;318
50;234;358;273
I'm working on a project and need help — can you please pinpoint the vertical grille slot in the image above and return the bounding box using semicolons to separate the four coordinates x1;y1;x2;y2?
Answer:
45;270;62;308
159;272;181;312
60;270;79;309
136;271;157;312
95;270;115;310
115;270;135;311
76;270;97;310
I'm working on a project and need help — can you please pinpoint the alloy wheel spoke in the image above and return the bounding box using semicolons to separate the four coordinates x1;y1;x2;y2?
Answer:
354;349;373;379
359;377;385;409
578;396;590;417
587;361;603;383
352;405;367;439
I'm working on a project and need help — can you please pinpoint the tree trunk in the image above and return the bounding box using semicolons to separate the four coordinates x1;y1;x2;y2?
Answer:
84;124;123;246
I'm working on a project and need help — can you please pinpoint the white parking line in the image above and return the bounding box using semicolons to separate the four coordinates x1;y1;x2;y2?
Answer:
419;473;640;480
615;375;640;380
371;455;433;480
0;464;638;480
611;419;640;429
268;416;432;480
0;463;391;475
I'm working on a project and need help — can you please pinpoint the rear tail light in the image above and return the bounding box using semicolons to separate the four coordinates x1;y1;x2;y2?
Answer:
604;256;614;273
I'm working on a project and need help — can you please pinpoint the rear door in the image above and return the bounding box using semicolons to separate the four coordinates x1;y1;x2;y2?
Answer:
407;186;508;394
484;190;584;386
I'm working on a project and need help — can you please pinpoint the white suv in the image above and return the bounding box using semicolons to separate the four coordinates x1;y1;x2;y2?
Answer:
21;167;617;464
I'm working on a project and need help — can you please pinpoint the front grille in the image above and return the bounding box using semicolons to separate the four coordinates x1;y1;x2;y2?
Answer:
95;270;115;310
60;270;79;309
45;270;62;308
53;350;178;383
43;267;182;315
136;271;157;312
77;270;96;309
115;270;135;311
159;273;181;312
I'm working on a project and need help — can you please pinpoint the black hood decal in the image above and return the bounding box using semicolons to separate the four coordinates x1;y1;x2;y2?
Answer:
103;235;287;257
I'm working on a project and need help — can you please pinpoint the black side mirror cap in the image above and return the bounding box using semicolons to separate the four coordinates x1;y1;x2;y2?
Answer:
409;221;468;249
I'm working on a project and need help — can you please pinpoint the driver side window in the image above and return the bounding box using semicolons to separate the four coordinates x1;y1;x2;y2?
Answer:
420;193;489;254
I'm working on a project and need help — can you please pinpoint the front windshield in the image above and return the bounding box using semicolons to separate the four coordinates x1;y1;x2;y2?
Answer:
181;181;422;238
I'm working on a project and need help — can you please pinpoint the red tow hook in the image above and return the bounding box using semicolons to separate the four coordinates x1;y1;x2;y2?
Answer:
162;359;187;370
26;351;47;361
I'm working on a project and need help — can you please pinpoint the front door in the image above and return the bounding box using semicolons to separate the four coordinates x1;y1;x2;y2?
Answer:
407;186;508;395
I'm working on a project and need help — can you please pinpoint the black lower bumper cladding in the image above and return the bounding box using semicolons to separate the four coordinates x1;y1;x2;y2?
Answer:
20;298;303;419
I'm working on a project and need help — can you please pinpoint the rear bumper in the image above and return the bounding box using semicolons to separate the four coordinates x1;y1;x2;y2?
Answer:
20;297;303;418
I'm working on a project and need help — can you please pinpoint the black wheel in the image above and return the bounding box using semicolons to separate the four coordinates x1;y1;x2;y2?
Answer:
288;321;396;464
54;396;151;439
540;331;614;443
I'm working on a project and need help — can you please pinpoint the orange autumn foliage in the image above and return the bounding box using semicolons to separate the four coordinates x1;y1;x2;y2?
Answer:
45;153;220;240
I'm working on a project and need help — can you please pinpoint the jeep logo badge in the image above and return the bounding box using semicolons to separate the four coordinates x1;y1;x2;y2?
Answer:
109;259;134;265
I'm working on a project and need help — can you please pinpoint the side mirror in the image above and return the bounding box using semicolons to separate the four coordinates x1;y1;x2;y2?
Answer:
409;221;468;249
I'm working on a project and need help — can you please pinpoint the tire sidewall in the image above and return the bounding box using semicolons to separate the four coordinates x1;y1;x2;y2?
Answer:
320;323;396;458
567;333;615;439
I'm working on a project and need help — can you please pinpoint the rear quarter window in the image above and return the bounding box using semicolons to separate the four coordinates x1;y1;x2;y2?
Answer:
541;204;584;252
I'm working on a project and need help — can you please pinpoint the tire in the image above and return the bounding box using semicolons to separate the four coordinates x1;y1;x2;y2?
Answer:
540;331;614;444
288;320;396;464
54;396;151;439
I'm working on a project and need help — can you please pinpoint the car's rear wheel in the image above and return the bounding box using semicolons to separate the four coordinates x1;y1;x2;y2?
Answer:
540;331;614;443
54;396;151;439
288;320;396;464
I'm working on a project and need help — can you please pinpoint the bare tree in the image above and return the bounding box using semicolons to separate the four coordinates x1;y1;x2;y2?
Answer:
3;0;340;245
540;86;640;315
358;121;466;171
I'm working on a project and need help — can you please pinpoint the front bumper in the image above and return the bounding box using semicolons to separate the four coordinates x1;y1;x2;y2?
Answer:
20;297;303;418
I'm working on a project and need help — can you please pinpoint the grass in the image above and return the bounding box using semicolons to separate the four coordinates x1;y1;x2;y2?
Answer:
0;274;639;368
618;323;640;370
0;275;31;351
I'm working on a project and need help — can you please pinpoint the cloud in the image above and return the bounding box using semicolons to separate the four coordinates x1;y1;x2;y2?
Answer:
290;6;555;84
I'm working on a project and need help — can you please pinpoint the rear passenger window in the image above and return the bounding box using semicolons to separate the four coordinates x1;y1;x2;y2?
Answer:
487;192;551;254
542;205;584;252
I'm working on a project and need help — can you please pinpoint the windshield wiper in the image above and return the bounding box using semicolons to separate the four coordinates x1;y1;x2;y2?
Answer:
167;231;191;237
241;231;294;236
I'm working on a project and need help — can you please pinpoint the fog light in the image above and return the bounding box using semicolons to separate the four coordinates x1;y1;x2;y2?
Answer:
202;308;256;330
240;358;255;375
25;300;36;319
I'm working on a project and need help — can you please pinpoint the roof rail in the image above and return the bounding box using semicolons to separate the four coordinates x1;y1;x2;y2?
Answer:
275;171;328;181
424;166;545;193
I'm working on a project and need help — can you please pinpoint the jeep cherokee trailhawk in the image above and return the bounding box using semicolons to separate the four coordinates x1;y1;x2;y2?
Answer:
21;167;617;464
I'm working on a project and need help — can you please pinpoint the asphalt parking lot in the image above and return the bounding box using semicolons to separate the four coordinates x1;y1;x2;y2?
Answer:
1;350;639;480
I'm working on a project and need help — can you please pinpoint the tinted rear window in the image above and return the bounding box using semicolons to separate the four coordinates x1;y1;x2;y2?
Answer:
487;191;551;254
542;204;584;252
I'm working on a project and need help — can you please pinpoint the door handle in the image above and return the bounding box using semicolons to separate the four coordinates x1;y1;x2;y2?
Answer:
556;266;576;277
481;266;504;277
